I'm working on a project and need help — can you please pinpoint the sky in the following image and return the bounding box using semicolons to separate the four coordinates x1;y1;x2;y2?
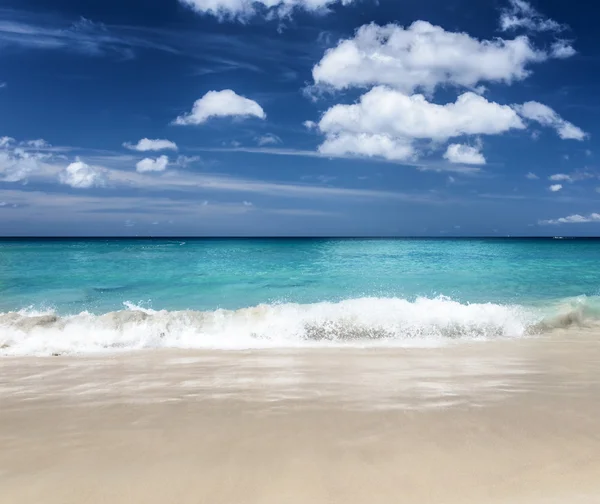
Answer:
0;0;599;236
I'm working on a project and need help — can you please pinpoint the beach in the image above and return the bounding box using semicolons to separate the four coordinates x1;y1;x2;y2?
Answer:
2;329;600;504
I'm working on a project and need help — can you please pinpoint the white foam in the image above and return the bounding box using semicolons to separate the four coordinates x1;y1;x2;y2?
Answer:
0;296;544;356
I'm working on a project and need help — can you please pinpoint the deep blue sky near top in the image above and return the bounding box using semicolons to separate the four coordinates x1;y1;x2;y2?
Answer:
0;0;599;236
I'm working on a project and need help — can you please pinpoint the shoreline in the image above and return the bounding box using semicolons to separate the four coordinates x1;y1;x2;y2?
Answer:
2;334;600;503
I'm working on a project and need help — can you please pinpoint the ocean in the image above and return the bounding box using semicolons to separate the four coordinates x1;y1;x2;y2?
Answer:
1;237;600;355
4;239;600;503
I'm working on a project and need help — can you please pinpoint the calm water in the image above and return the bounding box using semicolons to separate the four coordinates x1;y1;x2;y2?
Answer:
1;238;599;314
1;238;600;354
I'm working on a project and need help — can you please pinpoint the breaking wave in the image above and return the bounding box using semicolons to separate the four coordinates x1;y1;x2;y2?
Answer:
1;296;599;356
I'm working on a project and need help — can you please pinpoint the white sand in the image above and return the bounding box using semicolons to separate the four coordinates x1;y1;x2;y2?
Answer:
1;332;600;503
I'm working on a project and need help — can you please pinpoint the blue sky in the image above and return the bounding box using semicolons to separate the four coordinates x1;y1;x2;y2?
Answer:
0;0;598;236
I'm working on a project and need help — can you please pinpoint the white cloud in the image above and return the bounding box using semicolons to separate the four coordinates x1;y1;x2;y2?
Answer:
540;213;600;225
499;0;565;33
178;0;356;21
515;101;586;140
242;200;253;206
0;136;14;148
0;82;6;89
257;133;281;146
551;40;576;59
59;159;107;188
319;88;524;139
548;173;571;182
526;172;539;179
319;133;415;161
303;120;317;130
0;16;178;60
174;155;201;167
124;138;178;152
549;184;562;192
23;139;50;149
136;155;170;173
443;143;486;165
316;87;524;161
312;21;550;93
173;89;265;125
0;138;50;182
548;171;594;183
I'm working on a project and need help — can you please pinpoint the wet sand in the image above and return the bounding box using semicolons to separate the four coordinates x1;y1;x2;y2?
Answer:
1;332;600;504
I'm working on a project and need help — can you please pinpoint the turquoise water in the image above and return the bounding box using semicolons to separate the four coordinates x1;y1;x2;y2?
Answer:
1;238;600;354
1;238;599;313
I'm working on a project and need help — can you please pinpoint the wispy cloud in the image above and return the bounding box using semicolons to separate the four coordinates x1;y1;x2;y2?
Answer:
269;208;341;217
548;170;596;183
191;146;482;174
478;193;528;200
499;0;566;33
256;134;282;146
1;142;445;205
0;189;254;223
107;168;442;203
0;7;320;76
193;56;264;76
539;213;600;225
0;187;350;236
0;10;180;58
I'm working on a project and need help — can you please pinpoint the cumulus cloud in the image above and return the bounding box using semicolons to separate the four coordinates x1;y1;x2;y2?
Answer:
59;159;107;188
319;133;415;161
551;40;576;59
124;138;178;151
0;137;50;182
311;21;552;94
514;101;586;140
549;184;562;192
173;90;266;125
443;143;486;165
319;88;524;140
178;0;356;21
136;155;170;173
316;87;524;161
303;120;317;130
540;213;600;225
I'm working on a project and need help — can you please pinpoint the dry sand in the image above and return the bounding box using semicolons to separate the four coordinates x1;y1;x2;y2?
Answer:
1;332;600;503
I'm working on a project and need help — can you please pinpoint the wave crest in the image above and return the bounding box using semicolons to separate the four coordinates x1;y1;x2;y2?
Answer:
1;296;559;355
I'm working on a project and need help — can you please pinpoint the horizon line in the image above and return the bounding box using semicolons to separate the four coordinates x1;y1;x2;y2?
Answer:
0;236;596;240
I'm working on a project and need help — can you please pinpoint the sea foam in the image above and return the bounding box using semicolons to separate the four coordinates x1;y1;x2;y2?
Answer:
0;296;568;356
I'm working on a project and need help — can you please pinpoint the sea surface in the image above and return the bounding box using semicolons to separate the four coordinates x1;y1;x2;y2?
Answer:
1;238;600;355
